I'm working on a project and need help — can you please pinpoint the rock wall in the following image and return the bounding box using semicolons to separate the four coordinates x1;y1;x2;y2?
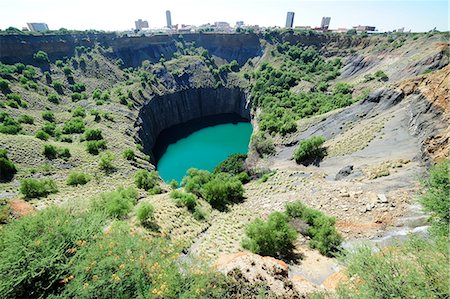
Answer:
136;87;251;157
0;33;263;67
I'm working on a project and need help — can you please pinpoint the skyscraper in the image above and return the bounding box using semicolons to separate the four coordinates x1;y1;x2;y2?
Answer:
321;17;331;30
285;12;295;28
135;19;149;31
166;10;172;28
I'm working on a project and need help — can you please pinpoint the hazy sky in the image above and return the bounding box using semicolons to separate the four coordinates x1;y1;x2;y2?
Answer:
0;0;448;32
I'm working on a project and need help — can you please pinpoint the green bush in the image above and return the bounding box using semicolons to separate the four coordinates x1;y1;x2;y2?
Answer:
419;160;449;235
19;178;58;199
0;78;10;91
47;93;60;104
42;111;55;122
6;93;27;108
136;202;155;227
251;132;275;157
214;154;247;175
66;171;91;186
33;50;49;64
53;80;64;93
134;169;161;194
71;92;83;102
43;144;58;159
62;117;85;134
84;128;103;140
171;190;198;211
35;130;50;140
72;106;86;118
41;122;56;136
85;140;107;155
0;149;17;181
0;113;21;134
293;136;326;164
242;212;298;258
201;173;244;210
123;148;135;160
333;82;353;95
285;201;342;256
63;66;72;76
0;207;107;298
17;114;34;124
92;187;138;219
181;168;213;197
98;151;115;173
57;147;71;159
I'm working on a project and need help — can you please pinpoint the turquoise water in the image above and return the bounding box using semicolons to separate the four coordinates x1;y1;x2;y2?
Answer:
157;122;252;183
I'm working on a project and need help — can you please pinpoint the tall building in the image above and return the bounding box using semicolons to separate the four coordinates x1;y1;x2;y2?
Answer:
320;17;331;30
27;23;49;32
134;19;149;31
166;10;172;28
285;12;295;28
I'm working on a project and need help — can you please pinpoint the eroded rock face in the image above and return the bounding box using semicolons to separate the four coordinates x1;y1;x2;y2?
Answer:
215;252;319;298
137;87;251;159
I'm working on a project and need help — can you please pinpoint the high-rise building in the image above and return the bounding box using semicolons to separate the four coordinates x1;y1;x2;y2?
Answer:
166;10;172;28
285;12;295;28
27;23;49;32
320;17;331;30
135;19;149;31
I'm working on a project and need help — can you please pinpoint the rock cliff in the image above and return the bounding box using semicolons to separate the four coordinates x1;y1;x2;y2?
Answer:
136;87;251;159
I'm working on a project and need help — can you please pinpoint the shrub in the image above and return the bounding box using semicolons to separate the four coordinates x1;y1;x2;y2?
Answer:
33;50;49;64
84;128;103;140
62;117;85;134
43;144;58;159
214;154;247;175
58;147;71;159
92;187;138;219
85;140;107;155
0;149;17;181
17;114;34;124
47;93;60;104
71;92;82;102
123;148;135;160
35;130;50;140
63;66;73;76
53;80;64;93
242;212;297;258
0;113;21;134
19;178;58;199
66;171;91;186
293;136;326;164
181;168;213;197
0;207;106;298
0;78;10;91
69;82;86;93
42;111;55;122
134;169;161;194
236;171;251;183
251;132;275;157
72;106;86;117
98;151;115;173
171;190;198;211
136;202;155;227
333;82;353;94
201;173;244;210
41;122;56;136
419;160;449;235
285;201;342;256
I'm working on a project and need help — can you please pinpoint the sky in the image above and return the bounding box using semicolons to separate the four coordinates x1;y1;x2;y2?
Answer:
0;0;448;32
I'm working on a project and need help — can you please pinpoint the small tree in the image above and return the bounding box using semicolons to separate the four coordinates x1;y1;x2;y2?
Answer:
33;51;49;64
98;151;115;173
67;172;91;186
0;149;17;182
134;170;161;194
136;202;155;228
293;136;326;164
242;212;297;258
20;178;58;199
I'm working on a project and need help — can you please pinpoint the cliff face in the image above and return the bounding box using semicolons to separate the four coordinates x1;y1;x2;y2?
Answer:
136;87;251;158
0;33;263;67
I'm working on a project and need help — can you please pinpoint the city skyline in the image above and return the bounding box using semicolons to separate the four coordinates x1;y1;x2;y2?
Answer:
0;0;448;32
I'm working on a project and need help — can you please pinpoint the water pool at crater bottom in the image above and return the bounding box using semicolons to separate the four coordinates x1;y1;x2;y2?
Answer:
156;121;252;183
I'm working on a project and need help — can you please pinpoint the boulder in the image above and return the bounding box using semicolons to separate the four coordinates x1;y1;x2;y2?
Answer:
335;165;353;180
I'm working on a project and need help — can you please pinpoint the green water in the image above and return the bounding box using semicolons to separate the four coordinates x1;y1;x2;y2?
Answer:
157;122;252;183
